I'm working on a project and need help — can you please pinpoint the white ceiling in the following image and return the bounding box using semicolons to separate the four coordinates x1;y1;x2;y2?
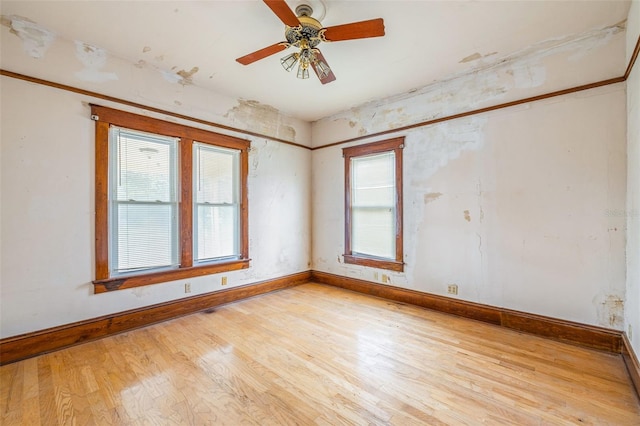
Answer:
0;1;631;121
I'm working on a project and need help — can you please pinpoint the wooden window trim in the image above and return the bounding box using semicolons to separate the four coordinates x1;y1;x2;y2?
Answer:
343;137;404;272
92;105;250;293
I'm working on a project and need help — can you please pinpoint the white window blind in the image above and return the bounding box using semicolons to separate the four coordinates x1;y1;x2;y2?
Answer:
351;151;396;259
193;143;240;262
109;127;179;275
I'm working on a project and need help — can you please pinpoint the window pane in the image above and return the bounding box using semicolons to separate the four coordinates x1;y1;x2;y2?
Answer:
115;129;177;202
196;205;238;260
193;143;240;262
352;152;395;207
110;127;179;275
352;207;395;258
195;145;237;204
115;203;178;272
351;151;396;259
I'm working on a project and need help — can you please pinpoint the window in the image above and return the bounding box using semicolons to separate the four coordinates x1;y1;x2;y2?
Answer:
193;143;241;263
110;128;180;275
93;105;250;293
343;137;404;272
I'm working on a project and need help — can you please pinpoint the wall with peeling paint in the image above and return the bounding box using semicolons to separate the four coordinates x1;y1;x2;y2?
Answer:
0;12;314;338
311;22;626;146
625;0;640;358
311;27;629;329
0;5;636;342
0;14;310;146
0;76;311;338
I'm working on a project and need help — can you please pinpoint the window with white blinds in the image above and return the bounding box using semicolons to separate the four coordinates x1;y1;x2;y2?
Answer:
109;127;179;275
93;105;250;292
193;143;240;262
351;152;396;259
343;137;404;272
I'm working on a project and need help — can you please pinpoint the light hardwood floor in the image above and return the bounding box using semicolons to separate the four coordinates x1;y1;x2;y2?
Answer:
1;283;639;425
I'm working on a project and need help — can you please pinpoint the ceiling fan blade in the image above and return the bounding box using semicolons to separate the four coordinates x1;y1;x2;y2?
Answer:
263;0;300;27
322;18;385;42
236;42;289;65
311;50;336;85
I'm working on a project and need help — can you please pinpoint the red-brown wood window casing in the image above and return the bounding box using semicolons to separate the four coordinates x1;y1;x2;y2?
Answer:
92;105;250;293
343;137;404;272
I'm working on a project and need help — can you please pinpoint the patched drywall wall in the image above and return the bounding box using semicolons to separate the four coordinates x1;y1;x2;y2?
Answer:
73;41;118;83
0;76;311;338
225;100;298;143
0;15;55;59
0;5;635;340
312;22;626;146
625;0;640;357
310;18;629;329
0;10;313;338
312;82;627;328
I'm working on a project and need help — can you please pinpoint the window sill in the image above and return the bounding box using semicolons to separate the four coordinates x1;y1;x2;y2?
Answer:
93;259;250;293
343;254;404;272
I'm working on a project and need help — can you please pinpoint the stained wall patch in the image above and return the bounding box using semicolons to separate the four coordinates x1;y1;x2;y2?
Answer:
74;41;118;82
1;15;55;59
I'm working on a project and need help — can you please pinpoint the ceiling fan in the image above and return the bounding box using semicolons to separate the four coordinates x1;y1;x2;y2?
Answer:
236;0;385;84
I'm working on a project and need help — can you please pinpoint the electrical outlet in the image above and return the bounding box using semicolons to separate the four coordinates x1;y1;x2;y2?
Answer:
381;274;389;283
184;283;191;293
447;284;458;295
629;324;633;340
373;272;379;281
221;276;228;286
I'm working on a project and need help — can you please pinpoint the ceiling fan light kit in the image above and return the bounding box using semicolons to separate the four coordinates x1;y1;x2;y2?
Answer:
280;52;300;72
236;0;385;85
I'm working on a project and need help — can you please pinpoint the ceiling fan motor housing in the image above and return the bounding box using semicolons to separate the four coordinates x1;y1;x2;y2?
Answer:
285;5;323;48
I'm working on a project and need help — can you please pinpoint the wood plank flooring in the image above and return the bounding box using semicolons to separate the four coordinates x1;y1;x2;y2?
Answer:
1;283;639;425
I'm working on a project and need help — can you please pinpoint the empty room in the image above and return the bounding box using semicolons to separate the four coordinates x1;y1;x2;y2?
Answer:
1;0;639;424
